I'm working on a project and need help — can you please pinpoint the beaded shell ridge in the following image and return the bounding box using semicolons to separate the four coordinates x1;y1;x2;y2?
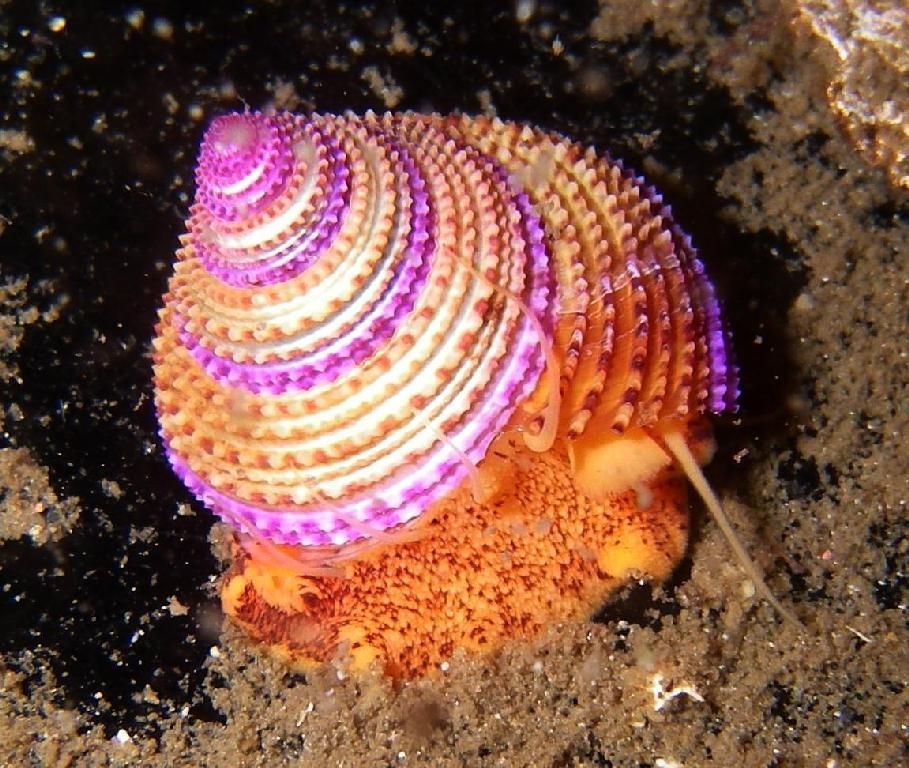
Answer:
153;111;745;676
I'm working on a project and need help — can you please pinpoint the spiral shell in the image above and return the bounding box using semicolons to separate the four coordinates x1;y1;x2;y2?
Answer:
152;111;739;672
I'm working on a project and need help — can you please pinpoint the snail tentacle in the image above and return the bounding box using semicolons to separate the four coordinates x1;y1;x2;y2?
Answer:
658;427;804;629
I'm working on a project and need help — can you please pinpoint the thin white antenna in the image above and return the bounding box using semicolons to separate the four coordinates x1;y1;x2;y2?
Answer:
659;428;804;629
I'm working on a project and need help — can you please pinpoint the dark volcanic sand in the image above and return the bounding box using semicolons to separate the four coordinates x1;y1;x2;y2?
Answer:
1;1;907;766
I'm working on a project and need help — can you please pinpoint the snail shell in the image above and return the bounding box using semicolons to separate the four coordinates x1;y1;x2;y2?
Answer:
153;111;736;549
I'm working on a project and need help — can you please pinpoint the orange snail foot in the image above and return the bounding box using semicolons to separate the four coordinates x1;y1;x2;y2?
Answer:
220;423;701;678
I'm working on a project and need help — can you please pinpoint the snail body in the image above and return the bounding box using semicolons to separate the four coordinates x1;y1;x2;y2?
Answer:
153;111;768;676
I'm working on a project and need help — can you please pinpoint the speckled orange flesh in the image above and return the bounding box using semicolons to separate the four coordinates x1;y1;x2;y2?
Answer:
221;419;709;676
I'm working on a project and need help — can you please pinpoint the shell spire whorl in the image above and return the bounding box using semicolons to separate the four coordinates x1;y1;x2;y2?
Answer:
195;112;296;223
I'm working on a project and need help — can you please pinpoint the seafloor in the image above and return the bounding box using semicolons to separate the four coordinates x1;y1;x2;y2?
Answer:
1;1;907;766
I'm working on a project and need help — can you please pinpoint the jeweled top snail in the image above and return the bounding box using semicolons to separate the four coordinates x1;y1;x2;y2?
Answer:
153;111;797;676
